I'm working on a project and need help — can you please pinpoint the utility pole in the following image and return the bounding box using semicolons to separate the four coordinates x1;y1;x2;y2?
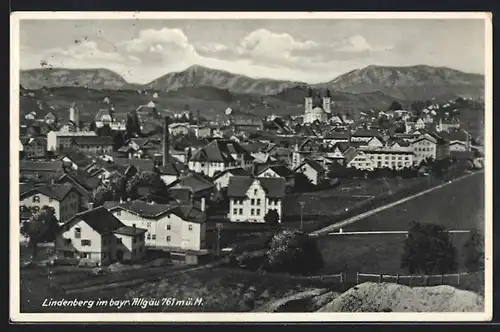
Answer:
299;201;305;231
215;223;223;256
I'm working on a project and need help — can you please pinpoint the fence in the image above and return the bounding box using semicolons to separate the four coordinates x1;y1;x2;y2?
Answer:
355;271;475;287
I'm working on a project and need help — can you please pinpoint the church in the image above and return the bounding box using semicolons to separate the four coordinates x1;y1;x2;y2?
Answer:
303;88;332;124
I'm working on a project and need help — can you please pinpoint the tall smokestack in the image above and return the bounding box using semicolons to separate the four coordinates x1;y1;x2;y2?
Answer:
162;116;170;166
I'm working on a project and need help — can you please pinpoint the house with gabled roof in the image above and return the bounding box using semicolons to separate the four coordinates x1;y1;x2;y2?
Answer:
350;129;383;143
20;183;82;223
212;167;253;190
20;137;46;159
188;139;253;177
168;172;215;200
55;207;147;266
227;176;285;223
294;159;326;185
344;148;375;171
254;164;296;189
109;200;207;264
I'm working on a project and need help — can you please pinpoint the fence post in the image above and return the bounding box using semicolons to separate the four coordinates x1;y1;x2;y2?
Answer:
340;272;343;284
441;274;444;284
396;273;400;284
379;273;383;283
356;271;359;284
457;274;460;285
409;275;413;286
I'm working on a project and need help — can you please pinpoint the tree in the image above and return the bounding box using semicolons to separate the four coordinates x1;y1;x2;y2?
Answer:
126;110;141;138
463;228;484;272
387;100;403;111
401;221;458;274
96;124;113;137
264;209;280;225
293;173;315;192
92;172;127;207
126;171;169;200
21;206;59;259
265;229;324;275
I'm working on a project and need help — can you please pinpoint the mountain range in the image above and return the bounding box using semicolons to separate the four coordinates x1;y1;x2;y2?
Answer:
20;64;484;101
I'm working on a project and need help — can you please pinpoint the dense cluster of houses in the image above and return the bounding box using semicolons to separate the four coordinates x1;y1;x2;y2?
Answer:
18;92;484;267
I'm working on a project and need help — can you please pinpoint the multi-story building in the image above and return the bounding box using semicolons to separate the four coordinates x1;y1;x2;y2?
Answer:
188;139;253;177
227;176;285;223
20;137;46;159
359;146;415;170
20;183;82;223
411;132;450;165
73;136;114;155
47;131;97;152
55;207;147;266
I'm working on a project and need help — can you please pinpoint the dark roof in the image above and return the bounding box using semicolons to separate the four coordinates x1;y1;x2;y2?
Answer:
227;176;285;198
55;174;92;198
169;188;193;203
19;182;36;195
190;139;252;163
295;159;325;173
74;136;114;146
113;158;155;172
352;129;382;137
61;150;95;168
101;200;121;210
157;159;187;176
113;225;147;236
65;207;125;236
116;200;174;218
212;166;253;180
169;172;215;193
63;167;101;190
172;205;207;224
324;131;350;139
20;160;64;172
21;183;76;201
256;164;295;178
343;147;360;164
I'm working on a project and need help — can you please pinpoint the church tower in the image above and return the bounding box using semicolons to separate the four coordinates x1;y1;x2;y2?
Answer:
322;89;332;114
305;87;313;113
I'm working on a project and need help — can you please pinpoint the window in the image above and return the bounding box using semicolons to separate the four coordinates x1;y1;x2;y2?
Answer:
133;237;137;244
251;209;254;216
147;233;151;240
257;199;261;205
74;227;81;239
32;196;40;203
80;252;88;259
239;208;243;215
166;236;171;242
256;209;260;216
189;225;193;231
167;225;171;230
49;197;53;202
81;239;91;246
233;208;237;215
33;206;40;212
146;222;151;228
251;199;255;205
152;235;156;240
116;210;121;216
254;189;257;195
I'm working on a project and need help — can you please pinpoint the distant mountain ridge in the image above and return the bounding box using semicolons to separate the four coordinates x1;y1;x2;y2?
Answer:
20;64;484;101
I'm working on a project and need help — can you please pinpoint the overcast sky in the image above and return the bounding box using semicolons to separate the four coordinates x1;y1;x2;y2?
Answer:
19;18;486;84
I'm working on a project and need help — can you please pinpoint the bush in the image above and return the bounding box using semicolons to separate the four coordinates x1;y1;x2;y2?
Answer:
463;228;485;272
265;229;324;275
401;221;458;274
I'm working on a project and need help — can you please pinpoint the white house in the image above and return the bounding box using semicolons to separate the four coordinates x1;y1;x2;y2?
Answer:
294;159;326;185
55;207;147;266
255;165;296;189
343;148;376;171
109;200;207;263
359;146;415;170
20;183;82;223
212;167;253;190
227;176;285;223
188;139;253;177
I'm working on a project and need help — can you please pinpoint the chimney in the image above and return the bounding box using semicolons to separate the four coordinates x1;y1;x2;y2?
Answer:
88;202;94;210
200;197;206;212
162;116;170;166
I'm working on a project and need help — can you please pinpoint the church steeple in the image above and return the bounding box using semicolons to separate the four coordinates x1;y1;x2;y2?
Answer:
307;87;313;98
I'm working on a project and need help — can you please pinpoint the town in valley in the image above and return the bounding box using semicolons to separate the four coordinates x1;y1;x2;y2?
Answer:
15;17;487;314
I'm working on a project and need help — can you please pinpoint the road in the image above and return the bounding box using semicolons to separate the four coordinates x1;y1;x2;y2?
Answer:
310;170;484;236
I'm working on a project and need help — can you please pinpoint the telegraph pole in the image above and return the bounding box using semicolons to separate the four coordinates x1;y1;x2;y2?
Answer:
215;223;223;256
299;201;305;231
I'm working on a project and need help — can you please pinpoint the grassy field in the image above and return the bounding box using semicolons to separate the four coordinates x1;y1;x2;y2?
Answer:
341;172;485;232
317;232;471;276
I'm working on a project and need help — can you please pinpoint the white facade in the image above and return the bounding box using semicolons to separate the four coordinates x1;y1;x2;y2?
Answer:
47;131;97;152
112;209;206;251
21;190;80;223
411;137;438;165
346;151;376;170
360;147;415;170
228;179;282;223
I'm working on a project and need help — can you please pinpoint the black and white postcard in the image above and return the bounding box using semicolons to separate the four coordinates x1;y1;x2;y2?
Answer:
9;11;492;323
